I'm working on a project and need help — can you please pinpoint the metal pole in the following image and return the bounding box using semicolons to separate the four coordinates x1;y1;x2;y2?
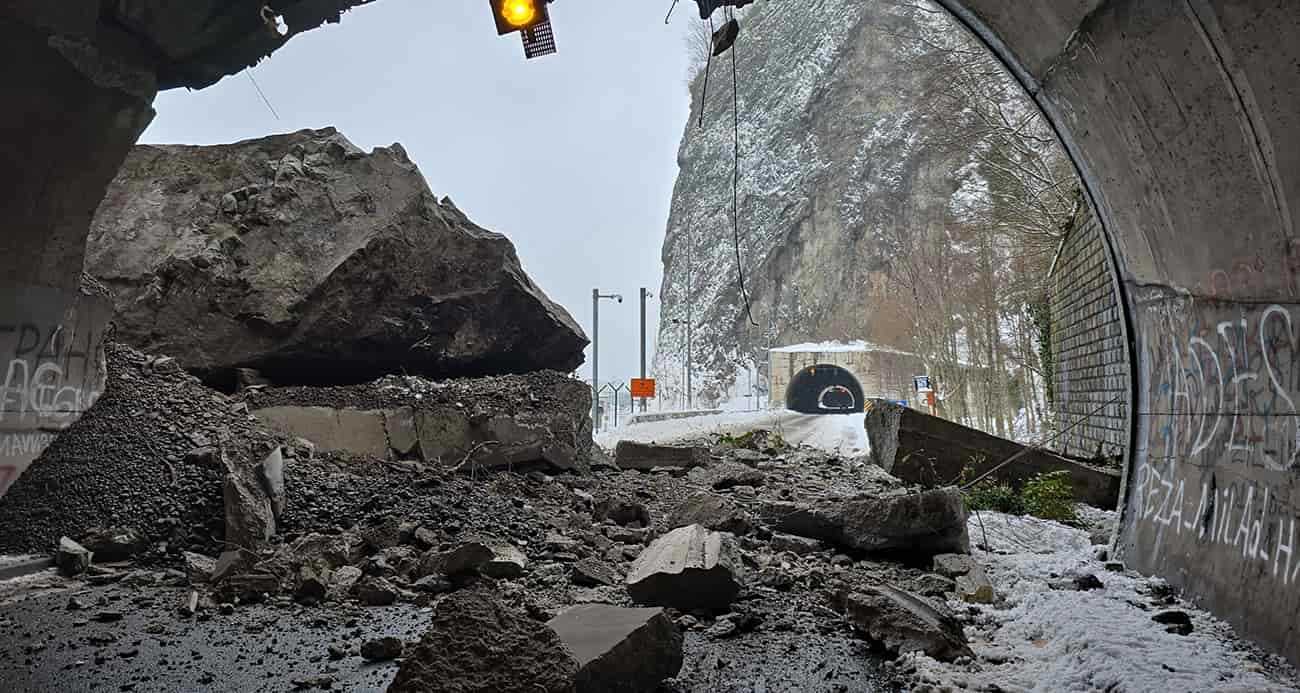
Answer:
639;288;647;413
591;288;599;427
686;230;693;410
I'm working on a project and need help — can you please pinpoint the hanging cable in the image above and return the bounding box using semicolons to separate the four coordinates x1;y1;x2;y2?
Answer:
245;68;280;120
664;0;680;24
730;15;758;327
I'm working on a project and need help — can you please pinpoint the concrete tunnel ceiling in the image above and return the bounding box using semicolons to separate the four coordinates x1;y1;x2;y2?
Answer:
1;0;1299;666
785;364;865;414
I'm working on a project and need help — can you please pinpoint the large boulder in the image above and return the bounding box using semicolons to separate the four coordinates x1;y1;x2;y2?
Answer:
87;128;587;388
761;487;969;558
626;524;742;610
546;604;683;693
388;590;578;693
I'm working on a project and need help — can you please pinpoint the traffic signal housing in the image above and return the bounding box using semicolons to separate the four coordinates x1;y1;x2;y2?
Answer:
489;0;557;58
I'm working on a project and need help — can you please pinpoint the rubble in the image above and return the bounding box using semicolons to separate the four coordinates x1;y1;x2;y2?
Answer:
249;370;593;474
547;604;683;693
482;543;529;579
626;524;743;610
87;128;588;388
955;564;995;604
360;636;405;661
388;590;579;693
845;585;972;662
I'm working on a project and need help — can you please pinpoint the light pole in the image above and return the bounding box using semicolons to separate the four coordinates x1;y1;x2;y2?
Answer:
591;288;623;427
639;288;654;413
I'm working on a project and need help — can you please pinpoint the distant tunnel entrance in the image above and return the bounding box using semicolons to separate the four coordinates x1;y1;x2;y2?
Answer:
784;364;864;414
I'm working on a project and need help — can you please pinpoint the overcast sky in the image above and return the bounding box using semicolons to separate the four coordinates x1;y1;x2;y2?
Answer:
144;0;693;389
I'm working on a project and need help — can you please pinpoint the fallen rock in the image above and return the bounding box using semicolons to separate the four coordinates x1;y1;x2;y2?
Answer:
701;461;766;490
1072;574;1105;591
626;524;742;610
76;527;146;563
417;541;494;578
329;566;364;600
837;488;969;556
289;532;366;573
666;492;753;536
256;447;286;520
355;576;400;606
763;487;968;558
55;537;93;576
182;552;216;584
87;128;588;387
931;553;975;578
295;566;329;604
547;604;683;693
845;585;972;662
217;572;281;602
769;533;823;556
594;498;651;528
614;442;709;471
361;636;405;662
571;558;620;587
388;589;579;693
1153;609;1193;635
481;544;529;580
222;453;276;551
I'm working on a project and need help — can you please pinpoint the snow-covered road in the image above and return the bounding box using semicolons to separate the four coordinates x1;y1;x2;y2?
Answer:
595;409;869;457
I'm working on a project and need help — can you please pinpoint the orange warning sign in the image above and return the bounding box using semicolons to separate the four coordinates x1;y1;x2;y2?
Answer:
630;378;656;398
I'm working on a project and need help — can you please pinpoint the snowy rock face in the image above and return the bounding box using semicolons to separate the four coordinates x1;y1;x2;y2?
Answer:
654;0;970;403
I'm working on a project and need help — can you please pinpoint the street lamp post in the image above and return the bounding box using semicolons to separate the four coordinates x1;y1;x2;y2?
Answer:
639;288;654;413
591;288;623;427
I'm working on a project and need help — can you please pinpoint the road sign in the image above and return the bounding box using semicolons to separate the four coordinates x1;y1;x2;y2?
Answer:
631;378;656;399
913;375;931;392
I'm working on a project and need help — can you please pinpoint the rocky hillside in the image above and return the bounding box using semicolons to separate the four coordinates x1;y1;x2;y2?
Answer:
653;0;969;403
87;128;587;390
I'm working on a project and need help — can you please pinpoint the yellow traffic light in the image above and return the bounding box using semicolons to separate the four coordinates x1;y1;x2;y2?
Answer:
501;0;537;28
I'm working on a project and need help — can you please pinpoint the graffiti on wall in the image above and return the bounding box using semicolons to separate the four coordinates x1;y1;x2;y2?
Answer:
1126;285;1300;590
0;285;113;497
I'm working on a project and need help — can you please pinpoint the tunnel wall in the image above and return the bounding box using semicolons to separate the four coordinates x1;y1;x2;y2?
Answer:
1048;207;1130;460
767;348;920;409
939;0;1300;663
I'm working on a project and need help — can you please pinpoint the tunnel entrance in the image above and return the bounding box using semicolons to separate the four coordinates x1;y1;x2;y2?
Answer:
784;364;864;414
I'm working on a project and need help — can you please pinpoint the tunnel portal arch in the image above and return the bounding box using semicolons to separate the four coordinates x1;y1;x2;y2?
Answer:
784;364;865;414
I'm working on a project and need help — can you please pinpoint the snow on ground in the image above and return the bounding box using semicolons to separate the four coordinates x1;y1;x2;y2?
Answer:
769;339;915;355
595;409;869;457
900;510;1300;693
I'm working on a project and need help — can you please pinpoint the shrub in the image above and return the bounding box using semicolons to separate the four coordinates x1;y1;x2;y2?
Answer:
1020;470;1079;524
965;481;1026;515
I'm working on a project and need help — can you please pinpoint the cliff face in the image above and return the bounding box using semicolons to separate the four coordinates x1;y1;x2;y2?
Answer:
653;0;966;404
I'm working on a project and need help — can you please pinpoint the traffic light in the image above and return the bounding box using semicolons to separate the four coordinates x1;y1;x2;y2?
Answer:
489;0;558;59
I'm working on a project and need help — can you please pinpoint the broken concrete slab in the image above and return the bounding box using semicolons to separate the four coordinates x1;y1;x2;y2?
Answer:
626;524;742;610
222;468;275;551
256;447;286;520
254;406;390;459
846;584;972;662
864;399;1121;509
547;604;683;693
389;589;579;693
614;441;709;471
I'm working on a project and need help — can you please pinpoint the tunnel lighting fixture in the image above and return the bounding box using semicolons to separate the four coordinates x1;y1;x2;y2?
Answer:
489;0;558;59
